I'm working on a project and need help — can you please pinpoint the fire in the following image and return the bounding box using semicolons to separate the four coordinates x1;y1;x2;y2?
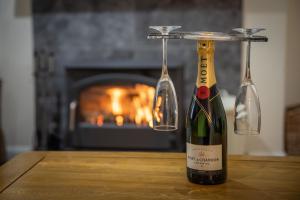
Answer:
79;84;155;127
115;115;124;126
132;85;155;126
153;96;162;123
109;88;124;115
97;115;104;126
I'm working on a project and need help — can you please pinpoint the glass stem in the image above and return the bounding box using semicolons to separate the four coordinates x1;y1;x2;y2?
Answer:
162;38;168;77
245;40;251;80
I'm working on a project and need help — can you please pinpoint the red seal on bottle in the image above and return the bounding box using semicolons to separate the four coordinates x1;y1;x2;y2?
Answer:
197;86;210;99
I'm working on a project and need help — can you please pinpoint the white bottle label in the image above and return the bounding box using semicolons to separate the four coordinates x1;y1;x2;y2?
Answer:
186;143;222;171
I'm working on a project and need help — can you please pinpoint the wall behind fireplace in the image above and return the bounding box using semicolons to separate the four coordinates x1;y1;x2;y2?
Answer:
32;0;242;106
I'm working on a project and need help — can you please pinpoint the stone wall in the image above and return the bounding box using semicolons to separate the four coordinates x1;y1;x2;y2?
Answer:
32;0;241;107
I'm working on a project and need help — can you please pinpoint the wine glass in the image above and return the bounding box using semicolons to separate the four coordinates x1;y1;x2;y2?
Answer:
150;26;181;131
233;28;265;135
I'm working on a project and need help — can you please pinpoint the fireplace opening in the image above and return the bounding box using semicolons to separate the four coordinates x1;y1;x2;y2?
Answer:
79;83;155;128
62;61;185;151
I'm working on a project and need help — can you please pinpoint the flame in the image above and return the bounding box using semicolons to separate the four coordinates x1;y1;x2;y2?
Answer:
110;88;123;115
135;107;143;126
132;85;155;126
80;84;155;127
153;96;162;123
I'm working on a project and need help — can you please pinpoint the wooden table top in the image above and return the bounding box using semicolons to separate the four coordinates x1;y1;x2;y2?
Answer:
0;152;299;200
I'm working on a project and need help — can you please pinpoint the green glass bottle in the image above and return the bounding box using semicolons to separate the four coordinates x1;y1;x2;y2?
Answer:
186;40;227;185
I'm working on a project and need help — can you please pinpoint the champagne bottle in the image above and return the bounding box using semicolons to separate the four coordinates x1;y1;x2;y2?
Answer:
186;40;227;185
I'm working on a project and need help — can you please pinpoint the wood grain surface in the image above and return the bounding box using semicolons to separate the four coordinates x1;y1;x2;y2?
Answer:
0;151;299;200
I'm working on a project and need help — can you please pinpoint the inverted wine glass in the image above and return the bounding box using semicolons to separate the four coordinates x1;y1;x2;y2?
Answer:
150;26;181;131
233;28;265;135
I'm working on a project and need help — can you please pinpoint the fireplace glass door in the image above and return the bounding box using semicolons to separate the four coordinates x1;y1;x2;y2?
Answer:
79;84;155;128
66;68;184;151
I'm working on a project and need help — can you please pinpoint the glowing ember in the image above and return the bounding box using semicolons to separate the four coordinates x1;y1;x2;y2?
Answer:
79;84;155;127
97;115;104;127
115;115;124;126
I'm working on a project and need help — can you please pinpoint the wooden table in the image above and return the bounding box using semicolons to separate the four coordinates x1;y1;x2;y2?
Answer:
0;152;299;200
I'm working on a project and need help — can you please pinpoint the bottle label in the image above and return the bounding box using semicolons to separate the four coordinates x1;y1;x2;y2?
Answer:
186;143;222;171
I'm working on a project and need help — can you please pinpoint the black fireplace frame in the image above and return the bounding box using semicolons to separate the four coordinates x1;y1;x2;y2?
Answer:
64;61;185;151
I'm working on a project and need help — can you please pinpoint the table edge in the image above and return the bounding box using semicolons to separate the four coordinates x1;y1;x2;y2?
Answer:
0;151;46;193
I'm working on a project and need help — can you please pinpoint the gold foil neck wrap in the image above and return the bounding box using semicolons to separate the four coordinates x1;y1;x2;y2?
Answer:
196;40;216;88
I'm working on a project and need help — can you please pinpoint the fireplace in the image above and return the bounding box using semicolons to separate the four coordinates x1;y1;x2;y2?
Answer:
79;83;154;128
64;61;185;151
32;0;242;152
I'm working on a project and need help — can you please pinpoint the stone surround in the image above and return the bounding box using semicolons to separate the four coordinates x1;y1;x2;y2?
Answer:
32;0;241;107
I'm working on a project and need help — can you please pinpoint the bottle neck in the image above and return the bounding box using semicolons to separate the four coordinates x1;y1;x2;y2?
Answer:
196;40;217;90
